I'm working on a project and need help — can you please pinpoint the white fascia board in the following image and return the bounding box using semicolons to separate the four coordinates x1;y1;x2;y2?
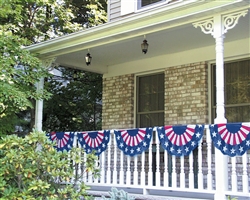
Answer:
25;0;248;58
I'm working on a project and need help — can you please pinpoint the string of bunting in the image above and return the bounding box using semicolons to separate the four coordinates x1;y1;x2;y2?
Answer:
46;132;74;151
157;125;204;156
47;123;250;157
209;123;250;157
114;128;153;156
77;130;110;156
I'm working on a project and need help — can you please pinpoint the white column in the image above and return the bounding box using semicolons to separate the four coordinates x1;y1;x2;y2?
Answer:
193;10;248;200
34;58;56;131
213;15;228;200
35;77;44;131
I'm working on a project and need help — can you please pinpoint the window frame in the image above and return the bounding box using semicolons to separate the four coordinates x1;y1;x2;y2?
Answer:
136;72;165;128
137;0;166;10
211;58;250;123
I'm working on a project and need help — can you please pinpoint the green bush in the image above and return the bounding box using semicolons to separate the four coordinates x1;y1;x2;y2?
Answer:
0;130;99;200
102;187;135;200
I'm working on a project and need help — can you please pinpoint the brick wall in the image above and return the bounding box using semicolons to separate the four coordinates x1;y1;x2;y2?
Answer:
102;74;134;130
165;62;208;125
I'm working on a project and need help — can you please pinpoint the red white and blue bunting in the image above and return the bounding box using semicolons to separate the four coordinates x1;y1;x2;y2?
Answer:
157;125;204;156
77;130;110;155
46;132;74;151
114;128;153;156
209;123;250;157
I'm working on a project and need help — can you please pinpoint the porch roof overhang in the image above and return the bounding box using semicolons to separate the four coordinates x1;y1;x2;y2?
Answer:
25;0;250;74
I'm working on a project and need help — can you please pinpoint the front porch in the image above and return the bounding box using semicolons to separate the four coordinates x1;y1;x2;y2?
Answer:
55;125;250;200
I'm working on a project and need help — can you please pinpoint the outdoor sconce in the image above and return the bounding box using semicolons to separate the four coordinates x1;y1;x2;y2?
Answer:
85;53;92;65
141;39;149;54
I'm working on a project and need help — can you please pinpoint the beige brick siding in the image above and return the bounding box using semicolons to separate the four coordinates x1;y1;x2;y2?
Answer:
102;62;209;129
102;74;134;130
165;62;208;125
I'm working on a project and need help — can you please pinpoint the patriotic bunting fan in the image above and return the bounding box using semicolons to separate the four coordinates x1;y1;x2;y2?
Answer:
115;128;153;156
77;130;110;155
209;123;250;157
47;132;74;151
157;125;204;156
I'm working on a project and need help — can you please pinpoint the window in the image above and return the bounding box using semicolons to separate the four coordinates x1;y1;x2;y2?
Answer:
136;73;164;127
212;59;250;122
136;73;165;186
139;0;164;8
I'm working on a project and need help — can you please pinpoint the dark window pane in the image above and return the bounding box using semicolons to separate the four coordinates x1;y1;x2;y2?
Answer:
138;74;164;112
139;113;164;127
225;60;250;104
212;59;250;123
137;73;164;127
141;0;163;7
226;105;250;123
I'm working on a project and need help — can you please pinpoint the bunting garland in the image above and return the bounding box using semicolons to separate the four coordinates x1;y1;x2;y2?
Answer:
47;132;74;151
209;123;250;156
77;130;110;155
157;125;204;156
114;128;153;156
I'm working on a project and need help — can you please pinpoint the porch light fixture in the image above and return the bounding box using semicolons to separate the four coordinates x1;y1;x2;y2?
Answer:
141;36;149;54
85;52;92;66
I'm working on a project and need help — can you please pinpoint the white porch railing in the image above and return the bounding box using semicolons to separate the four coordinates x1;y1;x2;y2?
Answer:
71;126;250;199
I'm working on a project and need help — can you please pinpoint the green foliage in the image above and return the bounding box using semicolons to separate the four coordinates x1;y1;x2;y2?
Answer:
0;0;107;43
227;196;238;200
43;67;102;132
0;34;51;135
0;0;107;133
102;188;135;200
0;130;100;199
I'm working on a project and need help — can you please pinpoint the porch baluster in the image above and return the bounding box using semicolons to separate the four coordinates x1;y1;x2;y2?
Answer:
206;126;212;190
71;133;77;183
155;131;161;187
242;153;249;193
126;156;131;185
119;150;124;184
100;151;105;183
87;161;93;183
189;152;194;189
107;135;111;184
164;150;169;187
180;156;185;188
172;156;177;188
134;156;138;185
94;158;99;183
231;157;237;192
198;136;203;189
148;137;153;186
77;138;82;184
83;152;87;183
141;152;145;186
113;133;118;184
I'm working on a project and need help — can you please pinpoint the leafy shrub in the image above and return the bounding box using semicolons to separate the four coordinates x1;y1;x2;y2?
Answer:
102;187;135;200
0;130;99;200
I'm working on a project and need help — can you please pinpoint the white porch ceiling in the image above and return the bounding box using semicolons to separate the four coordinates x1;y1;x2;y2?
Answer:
26;1;250;74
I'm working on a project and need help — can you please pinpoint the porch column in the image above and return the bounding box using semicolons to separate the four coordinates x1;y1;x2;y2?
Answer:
35;58;57;131
193;10;248;200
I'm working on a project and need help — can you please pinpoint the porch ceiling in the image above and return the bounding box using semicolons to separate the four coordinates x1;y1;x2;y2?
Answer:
25;1;250;74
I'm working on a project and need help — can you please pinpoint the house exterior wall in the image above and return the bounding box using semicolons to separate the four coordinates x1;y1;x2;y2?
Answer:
102;62;209;129
165;62;208;125
102;74;134;130
108;0;178;22
109;0;121;22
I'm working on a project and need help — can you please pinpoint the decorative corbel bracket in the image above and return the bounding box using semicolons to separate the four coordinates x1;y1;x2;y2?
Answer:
223;10;248;34
193;9;248;37
41;57;58;70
